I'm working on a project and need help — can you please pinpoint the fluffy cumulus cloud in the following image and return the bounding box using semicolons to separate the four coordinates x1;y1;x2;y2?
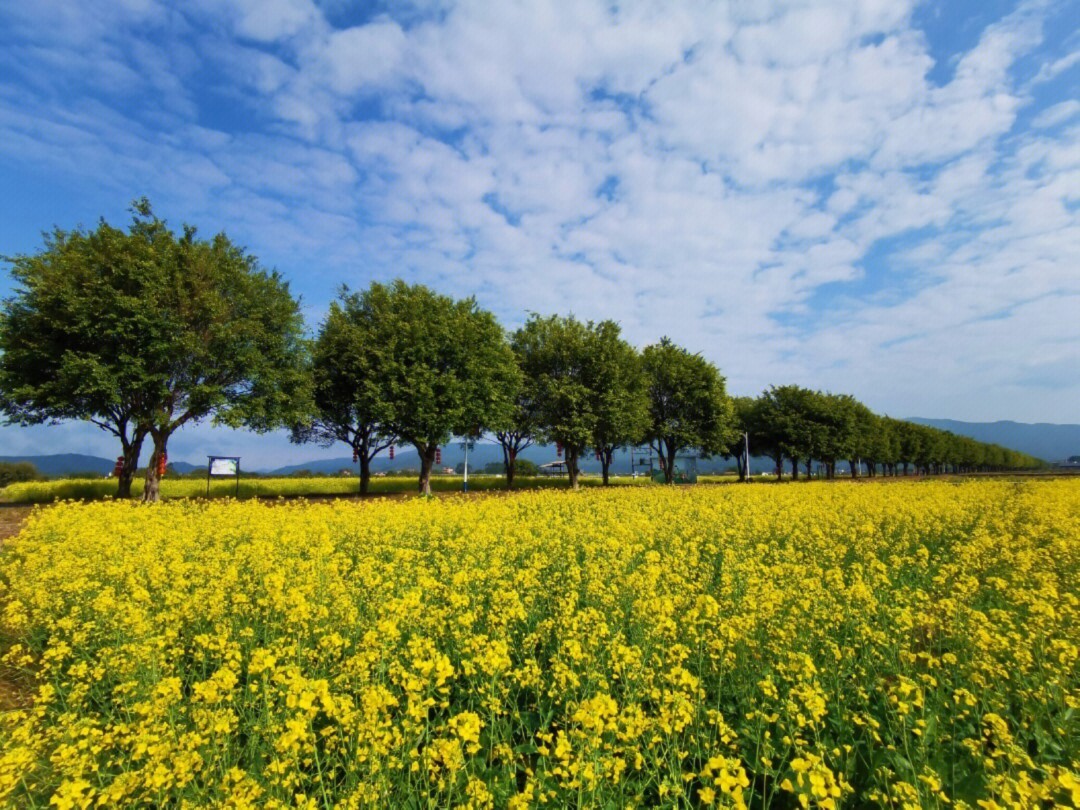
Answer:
0;0;1078;463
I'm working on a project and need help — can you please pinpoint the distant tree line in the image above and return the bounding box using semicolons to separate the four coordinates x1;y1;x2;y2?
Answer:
730;387;1041;482
0;461;43;488
0;202;1043;500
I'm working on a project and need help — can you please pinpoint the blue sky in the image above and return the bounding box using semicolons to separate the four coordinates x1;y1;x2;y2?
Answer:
1;0;1078;469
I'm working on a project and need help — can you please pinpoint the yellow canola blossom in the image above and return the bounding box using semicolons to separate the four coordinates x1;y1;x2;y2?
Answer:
0;479;1077;807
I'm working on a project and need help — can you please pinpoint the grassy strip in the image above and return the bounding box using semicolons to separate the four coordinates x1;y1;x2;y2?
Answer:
0;473;651;504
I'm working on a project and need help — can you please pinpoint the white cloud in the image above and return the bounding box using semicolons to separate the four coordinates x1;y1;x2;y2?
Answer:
1030;48;1080;84
321;20;408;94
209;0;323;43
1032;99;1080;128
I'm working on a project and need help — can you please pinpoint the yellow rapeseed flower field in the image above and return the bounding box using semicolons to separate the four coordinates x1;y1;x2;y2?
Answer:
0;480;1077;808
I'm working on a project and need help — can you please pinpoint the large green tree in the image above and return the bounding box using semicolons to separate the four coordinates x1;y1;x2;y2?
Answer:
841;397;877;478
641;338;734;483
896;421;925;476
767;385;822;480
366;281;519;495
728;396;756;481
0;200;309;501
290;288;398;495
588;321;649;485
808;391;856;480
750;389;790;479
495;334;544;490
744;393;786;479
512;314;601;490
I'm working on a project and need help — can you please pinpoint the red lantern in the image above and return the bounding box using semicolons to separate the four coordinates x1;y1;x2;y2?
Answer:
556;442;563;458
435;447;442;465
388;445;395;461
113;457;124;477
157;453;167;476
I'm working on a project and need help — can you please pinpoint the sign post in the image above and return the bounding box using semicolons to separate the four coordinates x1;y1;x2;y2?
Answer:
206;456;241;497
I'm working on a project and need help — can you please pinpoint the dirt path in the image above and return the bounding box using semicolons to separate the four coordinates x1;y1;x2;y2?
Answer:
0;505;32;544
0;506;34;709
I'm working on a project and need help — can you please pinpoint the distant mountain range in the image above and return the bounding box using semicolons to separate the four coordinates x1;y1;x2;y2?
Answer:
3;418;1077;477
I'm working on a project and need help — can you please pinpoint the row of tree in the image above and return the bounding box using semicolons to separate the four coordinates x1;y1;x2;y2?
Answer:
295;283;734;494
730;387;1041;481
0;203;1041;501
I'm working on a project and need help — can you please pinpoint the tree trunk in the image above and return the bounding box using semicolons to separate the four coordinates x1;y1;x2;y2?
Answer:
791;459;799;481
737;451;747;482
505;448;516;490
359;452;371;496
418;445;435;495
804;459;812;479
143;433;168;503
663;440;677;484
567;448;580;490
598;447;613;485
117;432;145;499
773;454;783;480
849;459;859;479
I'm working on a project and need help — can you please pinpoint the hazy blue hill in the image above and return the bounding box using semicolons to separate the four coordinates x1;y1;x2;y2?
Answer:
169;461;204;474
0;453;114;476
0;454;204;476
905;418;1080;462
